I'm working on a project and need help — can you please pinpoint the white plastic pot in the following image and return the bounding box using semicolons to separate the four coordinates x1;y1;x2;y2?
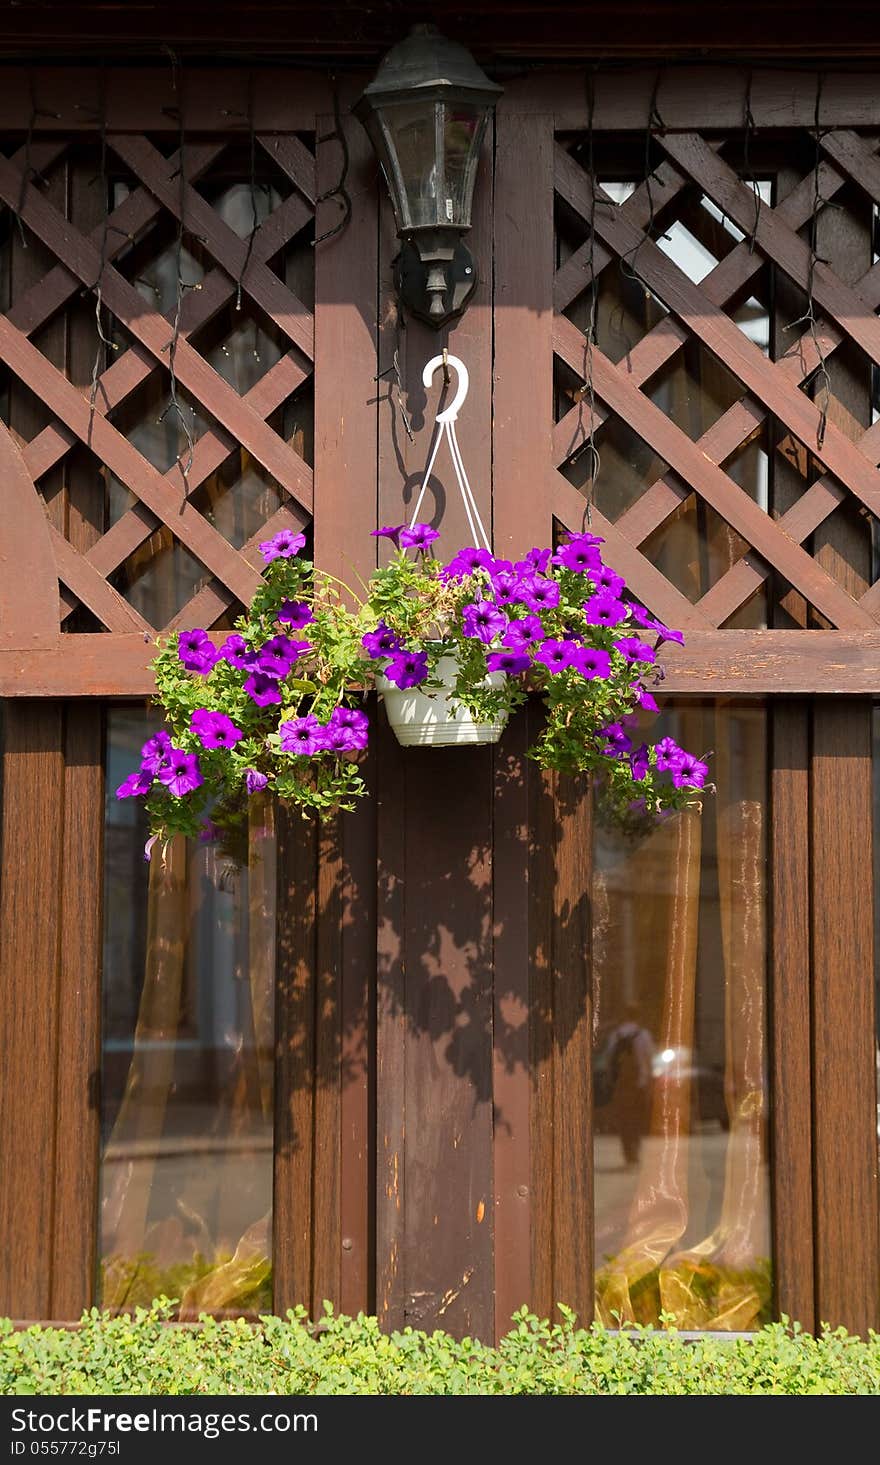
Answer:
377;653;508;748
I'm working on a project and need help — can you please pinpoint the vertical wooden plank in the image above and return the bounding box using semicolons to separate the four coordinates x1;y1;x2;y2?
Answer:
0;702;64;1317
492;706;532;1336
811;699;879;1334
311;819;343;1314
375;714;407;1328
377;129;493;552
551;769;593;1324
770;700;815;1331
273;806;317;1315
339;732;377;1316
313;115;379;588
529;705;556;1324
493;107;555;558
401;743;495;1338
50;704;104;1318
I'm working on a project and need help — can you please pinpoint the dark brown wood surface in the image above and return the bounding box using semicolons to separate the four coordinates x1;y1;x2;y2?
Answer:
313;117;378;593
339;746;377;1316
50;705;104;1318
550;771;593;1324
493;108;555;555
491;708;533;1334
272;808;318;1316
0;704;65;1317
399;744;495;1337
770;704;815;1331
5;60;880;1343
375;716;407;1328
811;701;879;1335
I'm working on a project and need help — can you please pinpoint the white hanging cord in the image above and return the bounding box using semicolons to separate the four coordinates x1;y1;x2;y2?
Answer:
408;352;492;552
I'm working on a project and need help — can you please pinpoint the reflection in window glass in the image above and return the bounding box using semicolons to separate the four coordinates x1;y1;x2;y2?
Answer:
100;709;275;1318
593;701;771;1329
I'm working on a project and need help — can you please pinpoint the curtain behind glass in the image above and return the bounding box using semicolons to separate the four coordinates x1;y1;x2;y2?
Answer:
101;710;275;1318
592;702;771;1329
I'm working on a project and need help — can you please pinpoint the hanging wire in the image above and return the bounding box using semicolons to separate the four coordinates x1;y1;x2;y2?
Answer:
158;50;197;486
236;71;260;311
313;77;352;247
783;72;831;452
742;71;762;254
374;310;415;444
618;66;666;288
88;69;120;429
12;70;60;247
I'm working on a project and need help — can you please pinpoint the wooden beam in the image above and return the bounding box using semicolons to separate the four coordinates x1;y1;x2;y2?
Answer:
12;630;880;696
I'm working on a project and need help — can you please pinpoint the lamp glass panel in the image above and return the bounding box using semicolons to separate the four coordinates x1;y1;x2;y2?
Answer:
440;104;482;227
384;100;441;228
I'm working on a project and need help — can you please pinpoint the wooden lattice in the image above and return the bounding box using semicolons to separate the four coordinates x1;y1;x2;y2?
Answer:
6;68;880;694
549;122;880;635
0;123;316;653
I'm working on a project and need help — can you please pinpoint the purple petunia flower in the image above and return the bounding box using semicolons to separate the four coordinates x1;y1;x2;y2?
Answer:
633;685;659;713
279;714;327;756
569;645;612;680
258;635;311;678
671;753;709;789
259;528;307;562
244;670;283;706
399;522;439;551
218;633;256;670
591;565;626;598
443;547;495;580
503;615;544;651
629;603;685;646
519;576;560;614
654;736;684;771
490;569;522;606
520;547;553;574
486;648;531;675
190;709;243;750
534;638;576;673
583;596;628;628
245;768;269;795
362;621;401;659
178;628;219;674
383;650;429;689
198;819;221;844
614;636;657;666
328;705;369;750
631;743;650;781
116;769;153;799
277;599;315;630
371;524;406;547
555;538;603;574
462;600;508;644
158;748;203;797
599;722;633;757
139;730;172;776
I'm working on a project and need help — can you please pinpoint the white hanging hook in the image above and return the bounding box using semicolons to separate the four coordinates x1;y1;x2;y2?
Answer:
422;352;469;423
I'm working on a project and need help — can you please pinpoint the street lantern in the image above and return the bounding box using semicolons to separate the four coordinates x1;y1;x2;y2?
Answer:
354;24;502;328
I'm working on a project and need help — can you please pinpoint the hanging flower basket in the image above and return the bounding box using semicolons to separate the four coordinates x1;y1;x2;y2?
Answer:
377;650;507;747
115;519;713;846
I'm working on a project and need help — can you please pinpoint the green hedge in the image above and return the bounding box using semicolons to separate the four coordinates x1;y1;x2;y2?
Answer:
3;1304;880;1395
